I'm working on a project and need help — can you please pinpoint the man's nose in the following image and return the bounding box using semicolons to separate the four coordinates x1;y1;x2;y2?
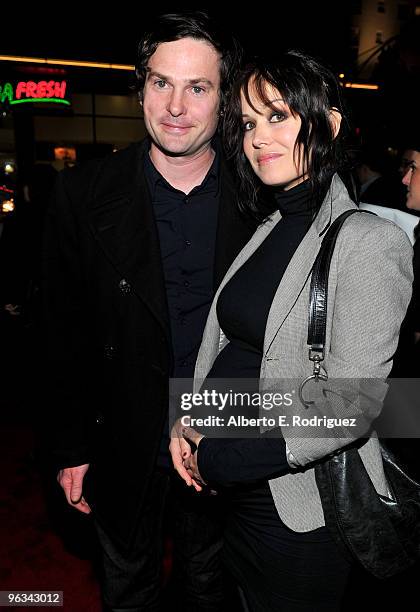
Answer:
167;89;186;117
402;168;412;187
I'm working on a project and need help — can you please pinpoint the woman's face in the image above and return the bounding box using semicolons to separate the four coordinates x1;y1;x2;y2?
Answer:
402;150;420;210
241;80;307;190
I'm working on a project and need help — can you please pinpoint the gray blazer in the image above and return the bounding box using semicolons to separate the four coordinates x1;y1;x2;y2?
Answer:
194;175;413;532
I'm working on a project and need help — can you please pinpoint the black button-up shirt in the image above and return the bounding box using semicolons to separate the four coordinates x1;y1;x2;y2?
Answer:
144;149;220;378
144;148;220;464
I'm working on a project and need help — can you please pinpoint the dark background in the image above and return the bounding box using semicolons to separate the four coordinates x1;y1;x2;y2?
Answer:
2;3;353;71
3;2;418;147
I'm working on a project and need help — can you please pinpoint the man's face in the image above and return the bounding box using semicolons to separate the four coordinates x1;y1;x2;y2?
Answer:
142;37;221;158
402;150;420;211
399;148;416;177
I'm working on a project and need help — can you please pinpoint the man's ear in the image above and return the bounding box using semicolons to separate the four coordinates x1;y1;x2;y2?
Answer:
329;108;342;139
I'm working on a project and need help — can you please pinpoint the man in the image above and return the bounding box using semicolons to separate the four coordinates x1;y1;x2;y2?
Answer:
43;11;254;611
356;146;407;211
399;147;417;178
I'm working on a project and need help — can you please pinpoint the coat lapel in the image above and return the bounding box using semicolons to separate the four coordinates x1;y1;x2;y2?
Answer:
86;141;170;339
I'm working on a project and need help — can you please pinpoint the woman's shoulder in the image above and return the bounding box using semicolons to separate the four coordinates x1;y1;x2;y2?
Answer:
339;205;413;254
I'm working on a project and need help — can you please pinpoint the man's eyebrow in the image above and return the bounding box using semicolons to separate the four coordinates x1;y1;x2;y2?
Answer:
188;78;214;87
146;70;168;81
146;70;214;87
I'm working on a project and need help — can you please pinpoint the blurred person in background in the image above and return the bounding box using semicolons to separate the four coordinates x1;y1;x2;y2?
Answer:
356;145;407;211
401;139;420;361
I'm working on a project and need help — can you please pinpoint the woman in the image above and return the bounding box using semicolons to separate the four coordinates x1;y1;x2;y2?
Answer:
170;51;413;611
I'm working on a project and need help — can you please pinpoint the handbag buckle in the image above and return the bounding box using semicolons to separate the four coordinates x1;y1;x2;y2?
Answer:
298;349;328;409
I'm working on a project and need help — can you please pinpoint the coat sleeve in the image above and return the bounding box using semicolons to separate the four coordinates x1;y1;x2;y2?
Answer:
41;169;94;470
284;219;414;466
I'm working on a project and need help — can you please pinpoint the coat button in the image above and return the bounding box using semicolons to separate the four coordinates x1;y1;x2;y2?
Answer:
119;278;132;294
104;344;116;359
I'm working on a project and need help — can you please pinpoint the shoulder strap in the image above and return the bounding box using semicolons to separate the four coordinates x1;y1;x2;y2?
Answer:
299;209;374;408
308;209;359;358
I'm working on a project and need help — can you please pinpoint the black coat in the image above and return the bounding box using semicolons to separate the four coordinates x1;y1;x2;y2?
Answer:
43;139;255;549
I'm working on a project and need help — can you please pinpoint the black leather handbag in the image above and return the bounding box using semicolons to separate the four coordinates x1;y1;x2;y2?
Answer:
301;209;420;579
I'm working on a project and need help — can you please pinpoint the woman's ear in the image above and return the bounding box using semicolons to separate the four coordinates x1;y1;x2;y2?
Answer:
329;108;342;139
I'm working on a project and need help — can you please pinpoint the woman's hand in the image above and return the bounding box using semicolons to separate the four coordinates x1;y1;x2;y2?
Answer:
181;425;206;489
169;419;205;491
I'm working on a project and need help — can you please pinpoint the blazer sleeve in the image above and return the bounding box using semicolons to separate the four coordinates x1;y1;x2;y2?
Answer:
42;169;94;470
284;219;414;466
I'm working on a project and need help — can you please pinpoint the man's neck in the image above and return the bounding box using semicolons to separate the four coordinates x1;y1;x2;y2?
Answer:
149;144;216;194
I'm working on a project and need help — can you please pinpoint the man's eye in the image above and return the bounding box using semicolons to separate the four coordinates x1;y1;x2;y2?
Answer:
154;80;167;88
192;86;204;94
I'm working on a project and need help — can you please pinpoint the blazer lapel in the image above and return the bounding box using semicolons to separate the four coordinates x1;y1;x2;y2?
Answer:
196;174;356;380
263;174;356;354
87;140;170;339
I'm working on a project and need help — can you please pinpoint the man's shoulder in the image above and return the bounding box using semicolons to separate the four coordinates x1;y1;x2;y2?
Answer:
60;141;146;186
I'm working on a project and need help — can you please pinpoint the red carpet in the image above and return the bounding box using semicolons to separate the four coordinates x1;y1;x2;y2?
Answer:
0;424;101;611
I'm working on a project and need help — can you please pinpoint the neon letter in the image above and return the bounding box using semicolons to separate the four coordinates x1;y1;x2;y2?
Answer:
54;81;67;99
16;82;27;99
37;81;47;98
26;82;37;98
45;81;55;97
0;82;14;103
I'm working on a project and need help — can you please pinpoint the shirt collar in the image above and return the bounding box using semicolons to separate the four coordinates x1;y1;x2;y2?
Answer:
144;138;220;200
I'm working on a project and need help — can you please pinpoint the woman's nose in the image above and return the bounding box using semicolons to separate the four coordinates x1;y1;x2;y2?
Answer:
252;123;271;148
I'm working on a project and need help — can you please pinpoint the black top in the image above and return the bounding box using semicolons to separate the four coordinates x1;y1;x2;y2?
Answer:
217;180;316;353
144;149;220;378
198;180;315;484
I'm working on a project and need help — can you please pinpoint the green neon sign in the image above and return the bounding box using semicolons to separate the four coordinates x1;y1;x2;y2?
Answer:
10;98;71;106
0;80;71;106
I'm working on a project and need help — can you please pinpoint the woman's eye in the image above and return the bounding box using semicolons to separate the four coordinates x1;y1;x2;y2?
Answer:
243;121;254;131
270;112;286;123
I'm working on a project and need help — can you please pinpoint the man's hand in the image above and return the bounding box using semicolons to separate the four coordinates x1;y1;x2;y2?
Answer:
4;304;22;316
169;419;203;491
57;464;92;514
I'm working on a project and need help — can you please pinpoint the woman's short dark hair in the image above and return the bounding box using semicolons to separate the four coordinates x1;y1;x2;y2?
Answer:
135;11;242;109
223;50;350;219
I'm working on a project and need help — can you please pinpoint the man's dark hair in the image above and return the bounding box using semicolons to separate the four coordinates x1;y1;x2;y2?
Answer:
135;10;242;110
223;50;350;220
